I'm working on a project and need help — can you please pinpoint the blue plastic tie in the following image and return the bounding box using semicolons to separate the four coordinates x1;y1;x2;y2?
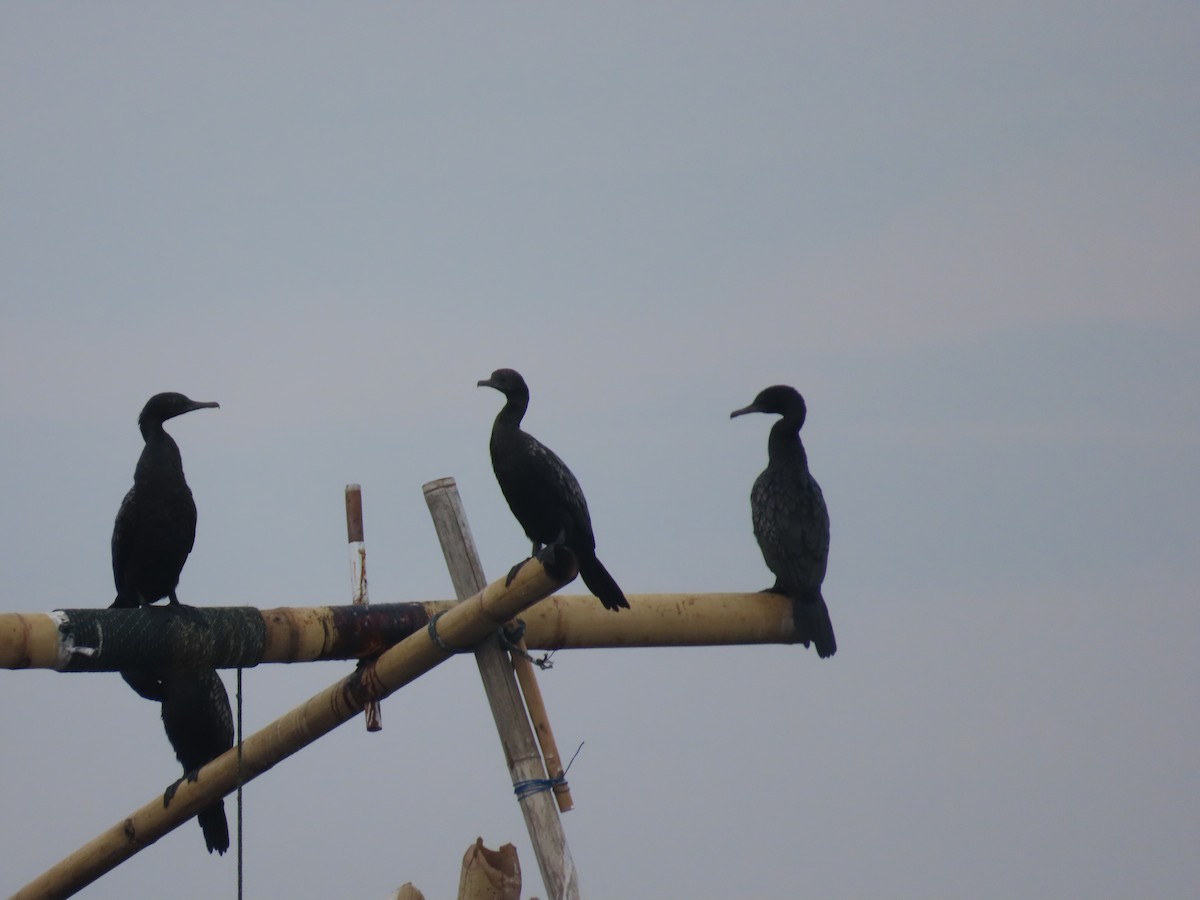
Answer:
512;741;585;799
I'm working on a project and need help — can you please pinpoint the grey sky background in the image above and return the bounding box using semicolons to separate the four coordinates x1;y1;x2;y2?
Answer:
2;4;1198;898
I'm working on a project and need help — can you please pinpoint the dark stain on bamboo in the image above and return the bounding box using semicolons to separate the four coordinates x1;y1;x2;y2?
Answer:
326;603;431;658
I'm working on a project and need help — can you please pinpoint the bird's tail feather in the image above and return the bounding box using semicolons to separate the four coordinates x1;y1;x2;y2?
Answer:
794;594;837;659
198;801;230;855
578;555;630;611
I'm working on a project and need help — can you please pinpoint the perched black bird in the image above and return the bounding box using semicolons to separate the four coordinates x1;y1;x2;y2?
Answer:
125;668;234;855
110;392;229;853
111;392;219;609
731;385;836;658
478;368;629;611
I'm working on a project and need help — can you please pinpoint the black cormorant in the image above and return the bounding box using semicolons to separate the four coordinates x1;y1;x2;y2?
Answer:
125;669;234;854
111;392;219;608
478;368;629;611
731;385;836;658
109;392;230;853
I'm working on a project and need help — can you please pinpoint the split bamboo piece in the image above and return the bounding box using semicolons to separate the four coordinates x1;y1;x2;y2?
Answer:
458;838;522;900
11;553;577;900
345;483;382;732
422;477;579;900
0;592;802;672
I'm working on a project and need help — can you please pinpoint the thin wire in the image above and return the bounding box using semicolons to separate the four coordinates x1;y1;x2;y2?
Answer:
236;667;244;900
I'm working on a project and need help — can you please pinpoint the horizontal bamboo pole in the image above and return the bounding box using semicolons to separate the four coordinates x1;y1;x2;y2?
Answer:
12;554;577;900
521;592;798;650
0;593;800;673
0;611;61;669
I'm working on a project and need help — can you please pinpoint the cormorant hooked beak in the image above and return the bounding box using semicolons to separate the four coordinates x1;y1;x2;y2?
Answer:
730;402;761;419
141;393;221;428
172;400;219;421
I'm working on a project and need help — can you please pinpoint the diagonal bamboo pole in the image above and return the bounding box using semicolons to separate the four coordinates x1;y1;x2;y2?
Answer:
11;553;577;900
422;478;580;900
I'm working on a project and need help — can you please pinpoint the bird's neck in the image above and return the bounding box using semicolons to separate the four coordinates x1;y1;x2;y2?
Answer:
139;419;166;442
767;419;807;466
135;426;184;479
494;393;529;431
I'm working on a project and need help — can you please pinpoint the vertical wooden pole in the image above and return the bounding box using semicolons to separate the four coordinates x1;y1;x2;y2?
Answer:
422;477;580;900
346;484;382;732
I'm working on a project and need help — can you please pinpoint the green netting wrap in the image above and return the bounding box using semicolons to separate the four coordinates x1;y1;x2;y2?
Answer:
54;606;267;672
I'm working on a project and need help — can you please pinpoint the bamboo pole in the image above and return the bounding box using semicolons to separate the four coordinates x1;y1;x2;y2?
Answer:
422;477;579;900
12;554;577;900
0;611;60;669
0;593;802;672
520;591;800;649
510;645;573;812
345;483;382;732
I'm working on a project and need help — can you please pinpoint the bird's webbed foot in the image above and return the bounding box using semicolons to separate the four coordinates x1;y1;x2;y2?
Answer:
535;543;559;569
507;530;565;585
534;528;567;569
164;765;203;808
505;558;530;587
506;539;547;586
163;777;183;808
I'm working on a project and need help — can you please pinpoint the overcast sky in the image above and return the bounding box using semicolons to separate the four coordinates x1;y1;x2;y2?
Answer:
2;4;1198;898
